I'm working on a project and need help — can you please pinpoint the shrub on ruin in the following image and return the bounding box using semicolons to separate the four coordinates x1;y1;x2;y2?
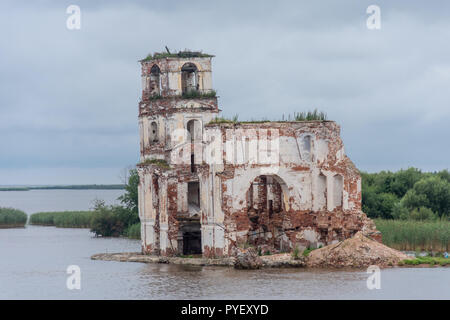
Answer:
291;246;300;260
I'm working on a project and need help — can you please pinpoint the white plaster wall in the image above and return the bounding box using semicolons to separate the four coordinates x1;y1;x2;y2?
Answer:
343;189;349;210
202;224;214;251
144;174;153;219
159;223;168;252
312;172;327;211
213;168;224;224
214;226;225;249
168;72;179;94
315;139;329;164
333;175;343;208
137;175;144;220
159;179;168;224
138;120;144;160
201;71;213;91
144;220;155;247
336;147;345;162
177;182;188;213
142;117;149;149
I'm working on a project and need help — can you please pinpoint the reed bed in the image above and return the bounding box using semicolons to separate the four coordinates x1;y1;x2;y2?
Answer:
125;223;141;240
0;207;28;228
29;211;92;228
375;219;450;252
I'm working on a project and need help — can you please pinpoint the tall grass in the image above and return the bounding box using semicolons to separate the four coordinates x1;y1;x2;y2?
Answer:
0;207;27;228
29;210;141;240
209;109;328;124
140;158;171;169
375;219;450;252
294;109;327;121
126;223;141;239
182;89;217;99
30;211;92;228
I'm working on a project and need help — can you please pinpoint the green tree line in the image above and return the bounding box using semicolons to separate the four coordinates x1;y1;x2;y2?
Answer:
361;168;450;220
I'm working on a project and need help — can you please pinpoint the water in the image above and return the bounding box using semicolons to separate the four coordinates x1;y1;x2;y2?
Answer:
0;190;449;299
0;189;125;214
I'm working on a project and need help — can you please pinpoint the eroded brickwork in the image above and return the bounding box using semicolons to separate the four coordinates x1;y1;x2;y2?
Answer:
137;51;379;258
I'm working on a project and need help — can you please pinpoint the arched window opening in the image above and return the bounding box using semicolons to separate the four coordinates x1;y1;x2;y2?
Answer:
245;174;289;250
303;135;312;162
181;63;198;95
150;121;158;143
333;174;343;209
149;64;161;96
187;119;201;142
247;175;286;217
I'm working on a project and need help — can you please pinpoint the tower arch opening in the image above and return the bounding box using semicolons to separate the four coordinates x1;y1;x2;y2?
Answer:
181;63;198;95
186;119;202;142
149;64;161;96
150;121;158;143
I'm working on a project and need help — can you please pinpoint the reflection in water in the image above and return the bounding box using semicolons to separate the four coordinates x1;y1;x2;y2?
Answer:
134;264;368;300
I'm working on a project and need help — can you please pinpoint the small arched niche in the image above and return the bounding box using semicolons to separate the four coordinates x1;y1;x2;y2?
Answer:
181;63;198;95
186;119;202;142
150;121;158;143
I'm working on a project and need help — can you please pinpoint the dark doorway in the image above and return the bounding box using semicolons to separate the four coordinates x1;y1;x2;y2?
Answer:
181;223;202;255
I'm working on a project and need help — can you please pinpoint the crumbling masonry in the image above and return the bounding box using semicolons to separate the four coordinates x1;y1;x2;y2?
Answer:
137;51;379;257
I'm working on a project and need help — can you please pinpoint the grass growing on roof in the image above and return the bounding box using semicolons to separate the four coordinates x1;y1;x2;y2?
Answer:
208;109;328;124
140;159;171;169
182;90;216;99
142;50;214;61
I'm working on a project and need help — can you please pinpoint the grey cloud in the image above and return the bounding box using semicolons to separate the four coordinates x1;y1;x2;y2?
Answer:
0;0;449;184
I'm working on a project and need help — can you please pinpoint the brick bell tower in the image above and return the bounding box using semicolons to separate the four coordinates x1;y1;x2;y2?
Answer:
137;50;219;256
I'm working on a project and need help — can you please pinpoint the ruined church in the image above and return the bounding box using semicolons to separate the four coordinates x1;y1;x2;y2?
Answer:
137;51;378;257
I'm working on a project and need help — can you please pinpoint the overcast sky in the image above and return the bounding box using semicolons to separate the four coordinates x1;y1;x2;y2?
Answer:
0;0;449;185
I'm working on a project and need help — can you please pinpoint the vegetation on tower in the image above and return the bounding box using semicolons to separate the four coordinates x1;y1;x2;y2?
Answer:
142;50;214;61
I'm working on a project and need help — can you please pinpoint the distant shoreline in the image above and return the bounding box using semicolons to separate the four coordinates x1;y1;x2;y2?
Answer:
0;185;125;191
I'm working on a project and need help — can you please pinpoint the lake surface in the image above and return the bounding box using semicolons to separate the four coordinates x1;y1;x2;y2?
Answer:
0;189;125;214
0;190;449;299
